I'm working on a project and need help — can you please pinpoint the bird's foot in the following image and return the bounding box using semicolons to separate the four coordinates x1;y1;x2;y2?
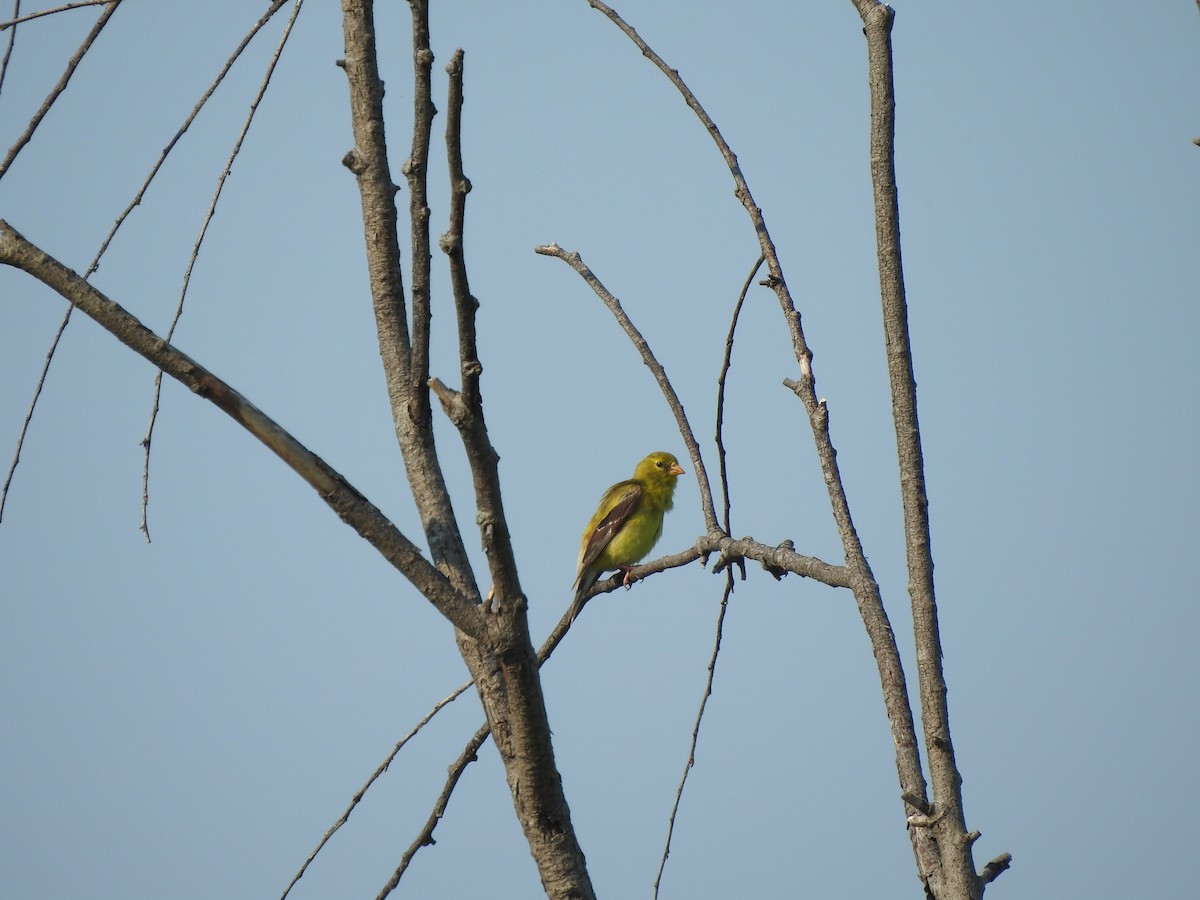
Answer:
619;566;638;590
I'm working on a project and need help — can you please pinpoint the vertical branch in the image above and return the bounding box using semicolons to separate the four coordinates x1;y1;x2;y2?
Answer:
432;49;521;606
405;0;435;424
715;255;764;537
340;0;474;594
851;3;995;897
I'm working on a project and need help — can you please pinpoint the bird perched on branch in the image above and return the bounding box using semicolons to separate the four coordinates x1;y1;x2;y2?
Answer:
568;451;685;623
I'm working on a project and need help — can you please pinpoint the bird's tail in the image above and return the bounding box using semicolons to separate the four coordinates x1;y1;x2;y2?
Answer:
566;572;595;624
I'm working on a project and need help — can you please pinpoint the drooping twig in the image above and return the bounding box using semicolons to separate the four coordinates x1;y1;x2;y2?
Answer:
534;242;719;536
653;570;734;899
0;0;120;180
0;303;68;525
1;0;291;532
0;221;485;640
140;0;303;541
0;0;115;519
651;256;761;895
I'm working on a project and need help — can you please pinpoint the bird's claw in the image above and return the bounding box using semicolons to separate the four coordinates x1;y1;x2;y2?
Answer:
619;566;637;590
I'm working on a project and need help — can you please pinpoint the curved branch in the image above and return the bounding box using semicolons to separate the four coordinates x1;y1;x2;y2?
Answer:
0;221;485;640
533;242;719;535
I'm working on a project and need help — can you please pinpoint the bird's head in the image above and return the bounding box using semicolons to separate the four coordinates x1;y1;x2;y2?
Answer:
635;451;685;486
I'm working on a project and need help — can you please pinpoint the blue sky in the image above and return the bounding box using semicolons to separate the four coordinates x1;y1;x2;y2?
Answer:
2;2;1197;898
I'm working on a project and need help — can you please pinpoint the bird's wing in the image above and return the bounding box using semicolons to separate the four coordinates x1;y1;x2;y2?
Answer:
575;481;644;588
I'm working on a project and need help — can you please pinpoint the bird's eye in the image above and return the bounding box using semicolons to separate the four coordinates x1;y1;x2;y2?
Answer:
656;460;664;468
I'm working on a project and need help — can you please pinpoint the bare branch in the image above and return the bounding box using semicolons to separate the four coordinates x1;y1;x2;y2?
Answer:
1;0;292;534
714;254;764;585
281;680;472;899
141;0;302;541
0;0;20;91
0;302;69;525
0;0;120;179
852;2;1008;895
340;0;477;599
979;852;1012;886
0;221;485;639
534;242;719;535
435;48;523;609
0;0;108;30
654;571;733;898
404;0;435;429
89;0;291;279
378;721;491;898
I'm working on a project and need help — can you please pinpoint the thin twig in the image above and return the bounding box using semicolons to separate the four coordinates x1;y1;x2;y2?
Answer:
715;254;763;547
140;0;302;541
2;1;290;531
89;0;290;279
280;680;472;899
378;721;490;898
0;0;107;29
0;303;69;525
0;0;20;91
650;256;762;893
0;0;119;179
653;570;733;898
534;242;719;536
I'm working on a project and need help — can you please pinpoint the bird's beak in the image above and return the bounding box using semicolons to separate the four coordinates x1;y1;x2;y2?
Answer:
670;463;685;476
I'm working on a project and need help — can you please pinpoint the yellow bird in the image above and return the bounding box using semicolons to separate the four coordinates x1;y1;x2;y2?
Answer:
568;451;685;622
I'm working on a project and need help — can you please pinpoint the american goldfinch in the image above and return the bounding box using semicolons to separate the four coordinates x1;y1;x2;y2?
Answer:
568;451;685;622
